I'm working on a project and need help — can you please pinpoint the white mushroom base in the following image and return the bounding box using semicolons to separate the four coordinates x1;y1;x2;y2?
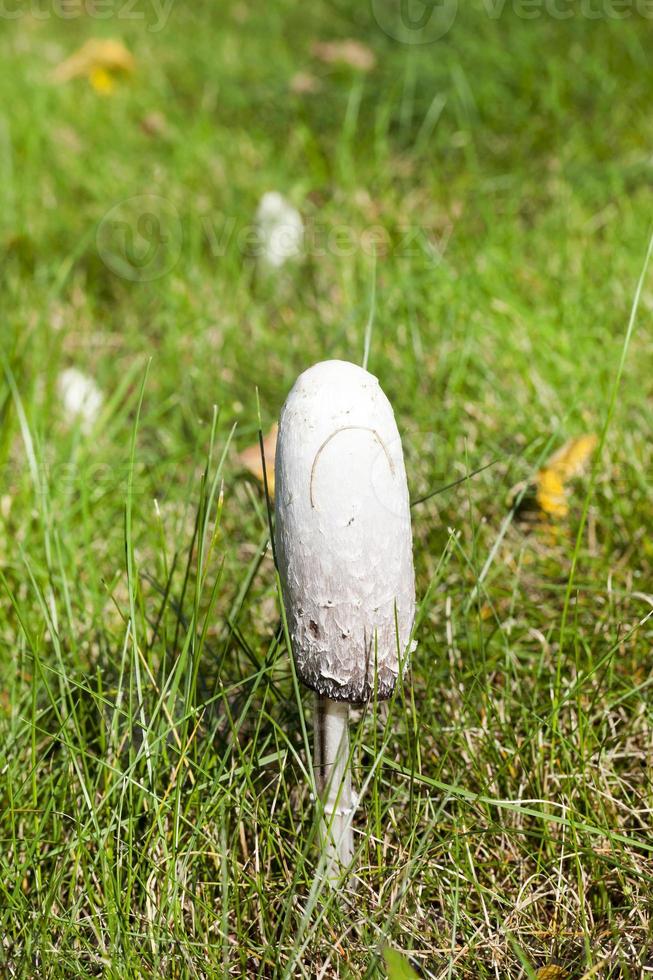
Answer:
313;695;357;874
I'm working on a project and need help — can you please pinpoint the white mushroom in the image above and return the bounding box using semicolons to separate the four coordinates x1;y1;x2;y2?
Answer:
58;368;103;433
274;359;415;873
255;192;303;269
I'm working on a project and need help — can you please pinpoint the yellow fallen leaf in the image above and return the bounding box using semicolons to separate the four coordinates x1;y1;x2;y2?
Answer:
52;38;135;87
238;424;278;499
535;967;569;980
543;433;598;482
89;67;115;95
534;434;597;519
311;39;376;71
535;468;568;519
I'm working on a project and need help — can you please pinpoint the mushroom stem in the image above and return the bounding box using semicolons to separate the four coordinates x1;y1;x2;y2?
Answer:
313;695;355;874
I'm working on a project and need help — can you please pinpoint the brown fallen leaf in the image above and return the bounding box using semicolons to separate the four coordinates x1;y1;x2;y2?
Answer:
289;71;322;95
140;110;169;137
52;38;135;91
238;424;278;499
311;39;376;71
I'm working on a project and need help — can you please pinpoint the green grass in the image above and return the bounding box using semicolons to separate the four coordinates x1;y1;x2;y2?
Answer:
2;1;653;976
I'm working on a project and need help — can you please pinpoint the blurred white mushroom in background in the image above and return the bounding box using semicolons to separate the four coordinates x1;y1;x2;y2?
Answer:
255;191;303;268
58;368;103;432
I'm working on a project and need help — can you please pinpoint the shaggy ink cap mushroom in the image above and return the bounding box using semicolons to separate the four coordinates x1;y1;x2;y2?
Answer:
275;360;416;703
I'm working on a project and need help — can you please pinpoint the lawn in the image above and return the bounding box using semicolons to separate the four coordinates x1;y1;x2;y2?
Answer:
1;1;653;976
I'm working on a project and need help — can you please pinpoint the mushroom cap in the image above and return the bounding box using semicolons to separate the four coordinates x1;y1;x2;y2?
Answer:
274;360;415;703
